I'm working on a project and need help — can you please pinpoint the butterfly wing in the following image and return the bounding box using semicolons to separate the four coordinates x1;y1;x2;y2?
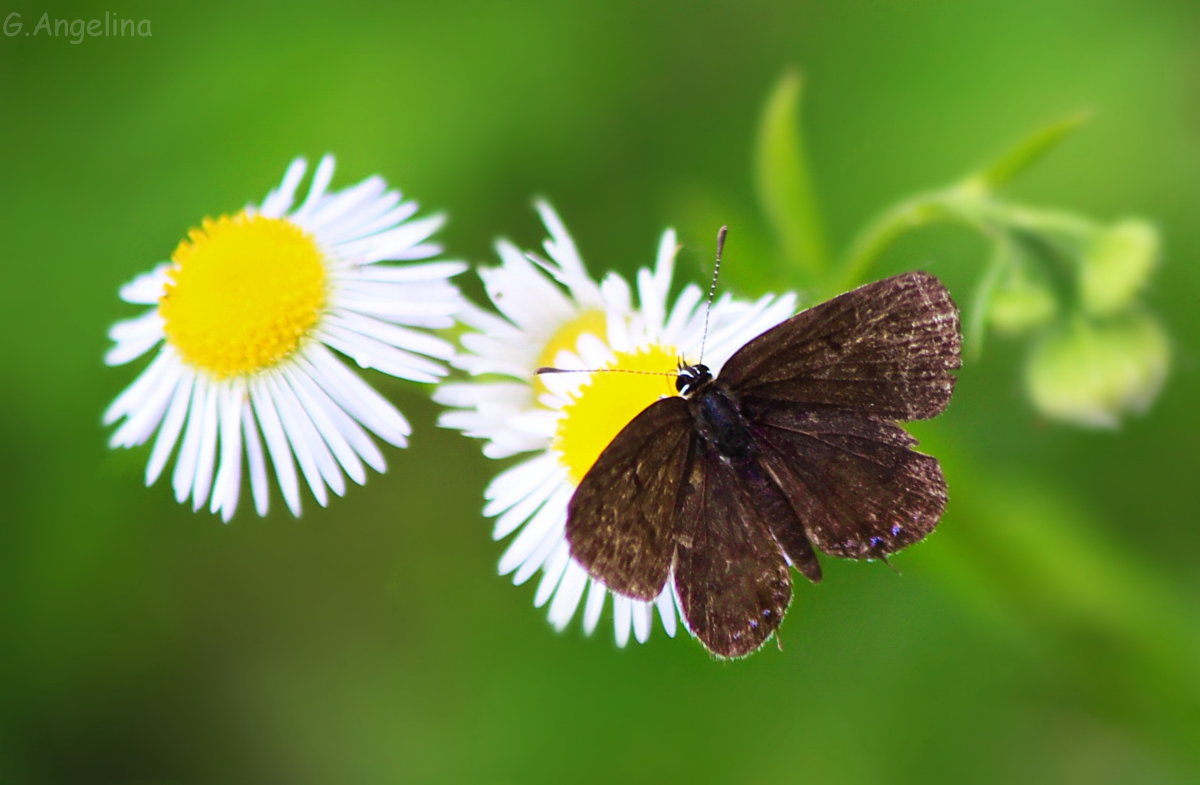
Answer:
746;402;947;558
719;271;961;421
566;397;696;601
672;445;795;658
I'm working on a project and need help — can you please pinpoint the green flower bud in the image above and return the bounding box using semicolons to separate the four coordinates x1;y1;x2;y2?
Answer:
1080;219;1159;316
1025;313;1169;428
988;272;1058;336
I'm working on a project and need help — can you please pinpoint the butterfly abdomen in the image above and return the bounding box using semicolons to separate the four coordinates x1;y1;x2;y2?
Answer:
689;384;755;459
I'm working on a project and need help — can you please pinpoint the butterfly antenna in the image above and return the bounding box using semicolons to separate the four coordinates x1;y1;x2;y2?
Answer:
535;367;675;379
698;225;727;365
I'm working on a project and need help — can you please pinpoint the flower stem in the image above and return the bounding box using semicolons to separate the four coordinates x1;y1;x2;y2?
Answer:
832;190;956;293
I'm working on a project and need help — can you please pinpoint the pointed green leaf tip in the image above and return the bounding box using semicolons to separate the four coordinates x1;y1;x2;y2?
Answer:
972;111;1091;191
754;69;829;279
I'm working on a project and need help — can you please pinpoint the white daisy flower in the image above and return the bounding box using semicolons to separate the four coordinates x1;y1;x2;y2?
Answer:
435;202;797;647
104;155;465;521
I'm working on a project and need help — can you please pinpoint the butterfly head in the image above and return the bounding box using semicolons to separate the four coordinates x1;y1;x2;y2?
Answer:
675;363;712;396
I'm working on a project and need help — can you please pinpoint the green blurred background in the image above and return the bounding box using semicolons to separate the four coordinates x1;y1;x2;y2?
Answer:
2;0;1198;783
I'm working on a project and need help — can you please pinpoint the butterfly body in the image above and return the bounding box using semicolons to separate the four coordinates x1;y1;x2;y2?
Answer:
565;271;961;658
687;377;755;459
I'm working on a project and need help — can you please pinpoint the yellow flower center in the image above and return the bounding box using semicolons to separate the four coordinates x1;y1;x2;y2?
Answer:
533;309;608;395
552;344;681;485
159;212;327;377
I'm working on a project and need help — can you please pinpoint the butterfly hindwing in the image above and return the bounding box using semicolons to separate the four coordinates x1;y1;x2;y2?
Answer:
746;399;947;559
673;444;794;658
566;397;695;601
718;271;961;421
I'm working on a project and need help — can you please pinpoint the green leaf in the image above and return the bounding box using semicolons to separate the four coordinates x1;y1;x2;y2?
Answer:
753;68;829;281
965;233;1014;361
970;111;1090;191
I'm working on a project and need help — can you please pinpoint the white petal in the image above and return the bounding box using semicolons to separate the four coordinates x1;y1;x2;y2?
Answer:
651;228;678;306
484;243;576;331
171;376;209;504
104;350;172;425
490;470;563;540
548;561;589;631
117;263;171;304
259;157;308;217
671;581;691;636
533;542;570;608
336;289;462;321
482;453;558;517
322;195;413;246
249;376;306;514
105;309;165;366
303;344;410;446
482;433;550;460
613;596;632;648
575;333;615;369
606;307;635;354
583;578;607;635
631;600;652;644
655;586;678;638
599;272;633;319
324;312;455;361
319;324;446;383
288;362;386;474
391;242;443;261
435;380;532;412
242;399;270;516
210;384;244;521
108;361;182;448
291;154;335;221
266;372;345;501
145;371;194;485
305;175;386;236
190;382;220;511
335;280;463;309
280;365;367;486
351;261;466;283
663;283;703;343
512;520;566;586
457;332;538;377
497;485;569;575
533;201;601;309
341;214;447;263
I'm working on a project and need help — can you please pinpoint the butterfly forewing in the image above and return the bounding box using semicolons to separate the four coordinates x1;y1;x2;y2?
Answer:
719;272;961;421
673;445;793;658
566;397;695;601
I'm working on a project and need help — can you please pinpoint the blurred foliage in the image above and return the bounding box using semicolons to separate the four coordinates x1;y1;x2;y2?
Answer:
1;1;1198;784
755;91;1170;426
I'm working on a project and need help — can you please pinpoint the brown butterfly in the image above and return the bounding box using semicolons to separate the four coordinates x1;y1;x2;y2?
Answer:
563;260;961;658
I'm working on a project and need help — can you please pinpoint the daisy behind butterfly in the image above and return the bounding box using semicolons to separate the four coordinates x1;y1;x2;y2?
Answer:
436;206;798;648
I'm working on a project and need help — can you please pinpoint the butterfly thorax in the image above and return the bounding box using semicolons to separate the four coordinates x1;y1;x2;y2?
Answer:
678;364;755;460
